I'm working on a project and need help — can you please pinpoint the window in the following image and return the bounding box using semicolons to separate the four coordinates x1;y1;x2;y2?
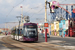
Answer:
23;27;27;36
23;27;37;36
27;28;37;36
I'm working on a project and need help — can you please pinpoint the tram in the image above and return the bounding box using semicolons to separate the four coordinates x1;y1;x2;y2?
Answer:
11;23;38;41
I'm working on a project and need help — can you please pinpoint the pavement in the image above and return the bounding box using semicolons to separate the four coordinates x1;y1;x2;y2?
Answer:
50;35;75;39
39;33;75;46
0;35;6;39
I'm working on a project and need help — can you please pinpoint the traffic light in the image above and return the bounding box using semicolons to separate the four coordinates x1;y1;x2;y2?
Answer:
49;1;59;13
53;1;59;9
55;6;59;9
50;5;55;13
49;2;55;13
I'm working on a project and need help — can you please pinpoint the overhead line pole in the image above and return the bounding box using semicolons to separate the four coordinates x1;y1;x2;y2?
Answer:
20;6;23;23
16;16;21;40
45;0;47;22
45;0;47;42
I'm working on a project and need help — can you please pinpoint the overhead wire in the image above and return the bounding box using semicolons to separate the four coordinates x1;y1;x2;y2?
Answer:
25;3;45;16
5;0;25;22
30;6;45;18
5;1;45;21
23;3;45;16
4;0;68;22
6;8;13;17
6;0;25;17
13;0;24;7
4;0;45;23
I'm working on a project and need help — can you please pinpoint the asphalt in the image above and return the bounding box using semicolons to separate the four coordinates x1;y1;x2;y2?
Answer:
41;34;75;46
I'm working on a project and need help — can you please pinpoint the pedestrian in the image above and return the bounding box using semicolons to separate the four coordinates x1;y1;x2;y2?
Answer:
61;28;63;37
62;24;65;38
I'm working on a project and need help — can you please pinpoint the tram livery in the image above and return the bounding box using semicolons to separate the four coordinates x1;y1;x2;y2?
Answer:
11;23;38;41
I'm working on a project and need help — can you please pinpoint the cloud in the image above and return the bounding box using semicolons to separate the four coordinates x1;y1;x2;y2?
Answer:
6;0;13;3
0;0;2;3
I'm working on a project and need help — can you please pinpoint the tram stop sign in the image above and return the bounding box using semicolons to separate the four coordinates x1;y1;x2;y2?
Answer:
44;22;49;28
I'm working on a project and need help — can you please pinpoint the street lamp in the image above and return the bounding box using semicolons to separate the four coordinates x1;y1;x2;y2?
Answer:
16;16;21;40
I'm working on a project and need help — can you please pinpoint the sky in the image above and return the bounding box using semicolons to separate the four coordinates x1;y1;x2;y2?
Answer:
0;0;75;28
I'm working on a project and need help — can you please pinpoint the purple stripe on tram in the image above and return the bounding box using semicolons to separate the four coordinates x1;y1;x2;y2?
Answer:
24;23;37;25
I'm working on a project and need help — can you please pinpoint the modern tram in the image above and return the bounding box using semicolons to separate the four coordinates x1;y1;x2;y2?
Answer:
11;23;38;41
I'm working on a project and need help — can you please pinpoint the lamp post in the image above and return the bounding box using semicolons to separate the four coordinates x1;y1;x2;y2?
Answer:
45;0;47;22
20;6;23;23
16;16;21;40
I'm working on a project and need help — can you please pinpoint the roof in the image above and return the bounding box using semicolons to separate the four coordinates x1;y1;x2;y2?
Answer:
24;23;37;26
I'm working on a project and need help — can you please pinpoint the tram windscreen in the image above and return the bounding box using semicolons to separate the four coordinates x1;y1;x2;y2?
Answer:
23;25;37;37
27;28;37;36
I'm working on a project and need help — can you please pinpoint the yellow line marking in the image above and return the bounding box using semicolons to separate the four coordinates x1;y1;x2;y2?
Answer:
2;44;7;47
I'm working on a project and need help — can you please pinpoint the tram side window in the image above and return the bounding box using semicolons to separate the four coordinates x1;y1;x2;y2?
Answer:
35;29;37;36
23;27;27;36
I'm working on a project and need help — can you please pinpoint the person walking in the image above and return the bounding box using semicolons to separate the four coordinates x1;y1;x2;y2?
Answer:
62;24;65;38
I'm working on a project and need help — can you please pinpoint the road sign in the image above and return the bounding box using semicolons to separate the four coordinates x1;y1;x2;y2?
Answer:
72;9;75;13
44;23;49;28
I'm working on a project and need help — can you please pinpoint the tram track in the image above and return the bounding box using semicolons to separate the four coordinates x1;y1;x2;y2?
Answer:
1;36;54;50
7;36;51;49
6;36;60;50
1;36;24;50
7;36;46;50
1;36;67;50
1;36;39;50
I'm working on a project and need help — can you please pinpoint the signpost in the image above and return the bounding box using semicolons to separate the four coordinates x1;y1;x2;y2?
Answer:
44;22;49;42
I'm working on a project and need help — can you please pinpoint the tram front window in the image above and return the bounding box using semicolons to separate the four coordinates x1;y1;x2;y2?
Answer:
23;27;37;37
27;28;37;37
